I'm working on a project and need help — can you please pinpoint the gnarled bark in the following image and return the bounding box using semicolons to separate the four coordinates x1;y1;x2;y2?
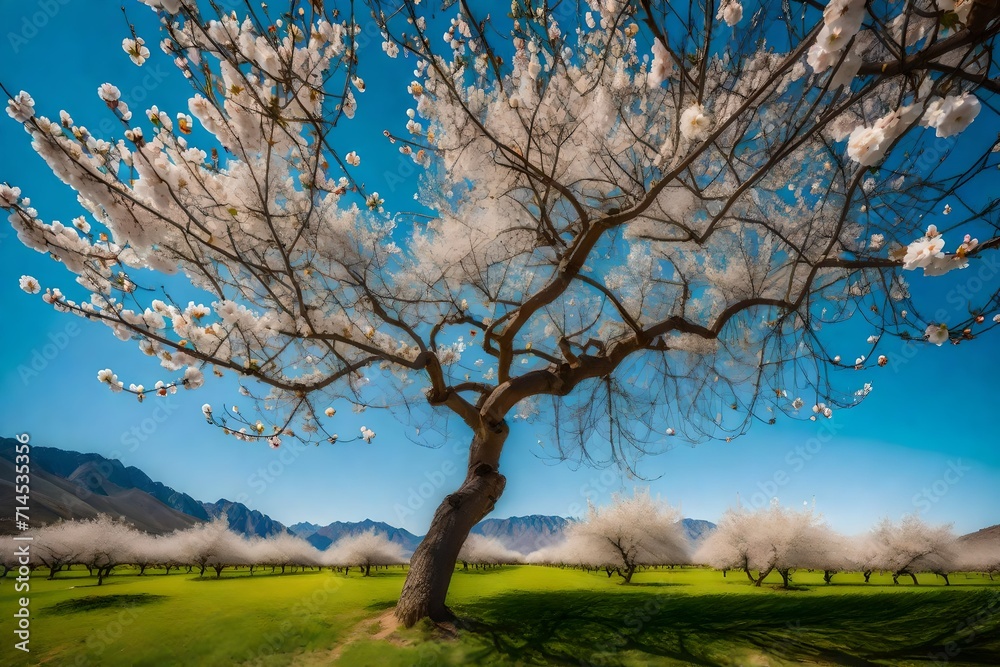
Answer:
395;425;508;627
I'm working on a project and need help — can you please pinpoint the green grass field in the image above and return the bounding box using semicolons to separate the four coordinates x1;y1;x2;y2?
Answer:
1;565;998;666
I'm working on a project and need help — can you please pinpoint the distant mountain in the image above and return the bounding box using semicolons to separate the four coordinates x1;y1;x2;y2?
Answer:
0;439;287;539
290;519;422;553
0;439;200;534
466;515;716;554
682;518;716;544
472;515;571;554
202;499;289;538
289;521;323;536
959;524;1000;544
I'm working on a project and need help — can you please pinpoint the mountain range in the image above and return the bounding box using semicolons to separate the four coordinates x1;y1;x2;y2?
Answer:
0;437;724;554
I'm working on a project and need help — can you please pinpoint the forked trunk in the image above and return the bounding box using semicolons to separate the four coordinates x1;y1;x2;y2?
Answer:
779;568;790;588
395;427;507;627
753;566;774;587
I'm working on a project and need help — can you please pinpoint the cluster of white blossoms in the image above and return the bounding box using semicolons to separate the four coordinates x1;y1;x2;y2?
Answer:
5;91;34;123
97;368;124;392
921;93;981;139
812;402;833;419
360;426;376;443
901;224;977;277
0;183;20;207
646;38;672;88
716;0;743;27
807;0;865;81
846;104;922;167
345;151;360;167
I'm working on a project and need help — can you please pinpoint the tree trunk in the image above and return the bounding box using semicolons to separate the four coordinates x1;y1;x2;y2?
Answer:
364;563;372;577
619;564;636;584
394;427;507;627
779;569;790;588
936;571;950;586
863;570;871;583
823;570;834;584
753;567;773;586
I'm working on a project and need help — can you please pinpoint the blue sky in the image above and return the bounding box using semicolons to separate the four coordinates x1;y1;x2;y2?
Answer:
0;1;997;537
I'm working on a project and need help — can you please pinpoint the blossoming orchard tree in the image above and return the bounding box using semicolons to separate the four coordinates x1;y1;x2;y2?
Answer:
3;0;1000;624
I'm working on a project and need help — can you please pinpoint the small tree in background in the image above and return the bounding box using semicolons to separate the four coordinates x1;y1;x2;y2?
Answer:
863;516;957;585
458;534;522;569
174;518;250;577
567;489;689;583
326;530;408;576
696;502;831;587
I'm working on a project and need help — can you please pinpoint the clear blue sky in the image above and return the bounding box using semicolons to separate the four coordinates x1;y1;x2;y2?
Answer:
0;1;997;537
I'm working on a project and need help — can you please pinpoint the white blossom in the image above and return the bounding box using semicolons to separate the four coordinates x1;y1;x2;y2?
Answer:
679;104;712;141
647;38;672;88
122;37;150;66
922;93;981;138
6;91;34;123
98;83;121;103
925;324;949;346
716;0;743;26
19;275;41;294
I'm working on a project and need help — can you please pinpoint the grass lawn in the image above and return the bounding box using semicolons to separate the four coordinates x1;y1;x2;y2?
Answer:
1;565;998;666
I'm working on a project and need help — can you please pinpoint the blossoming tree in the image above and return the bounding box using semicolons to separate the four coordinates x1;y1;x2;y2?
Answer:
3;0;999;624
563;489;689;582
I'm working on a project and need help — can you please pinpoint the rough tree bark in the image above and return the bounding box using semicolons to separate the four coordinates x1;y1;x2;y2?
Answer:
394;424;508;627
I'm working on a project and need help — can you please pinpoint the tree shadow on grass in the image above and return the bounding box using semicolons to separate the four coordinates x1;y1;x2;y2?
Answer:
42;593;167;615
366;599;399;613
449;588;1000;666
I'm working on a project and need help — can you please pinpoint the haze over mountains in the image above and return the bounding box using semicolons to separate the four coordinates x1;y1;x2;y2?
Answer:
0;437;740;554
